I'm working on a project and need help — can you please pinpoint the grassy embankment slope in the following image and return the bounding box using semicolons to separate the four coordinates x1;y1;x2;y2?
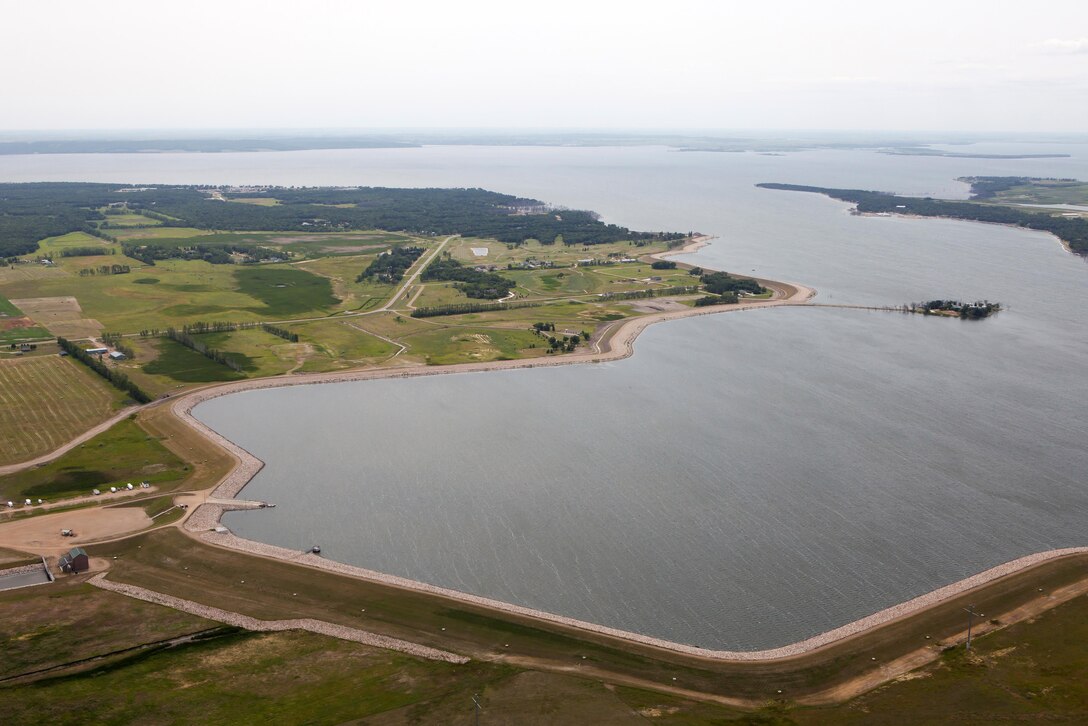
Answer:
2;537;1086;724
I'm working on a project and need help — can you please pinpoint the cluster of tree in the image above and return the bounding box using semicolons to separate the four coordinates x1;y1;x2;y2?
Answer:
693;293;740;307
422;256;516;299
100;332;135;359
163;328;243;372
909;299;1001;319
757;183;1088;255
56;336;152;403
122;242;284;266
0;183;680;258
261;323;299;342
179;321;250;334
356;246;425;283
540;333;581;353
59;247;116;257
650;260;676;270
700;271;764;295
598;285;699;301
77;264;130;276
8;343;38;351
411;301;542;318
960;176;1078;200
531;322;557;332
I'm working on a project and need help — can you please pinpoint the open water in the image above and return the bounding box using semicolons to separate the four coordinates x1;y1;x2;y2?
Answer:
3;143;1086;649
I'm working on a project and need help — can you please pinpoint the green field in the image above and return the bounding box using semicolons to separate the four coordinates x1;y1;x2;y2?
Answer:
141;338;247;383
0;354;127;466
233;265;338;318
0;416;188;501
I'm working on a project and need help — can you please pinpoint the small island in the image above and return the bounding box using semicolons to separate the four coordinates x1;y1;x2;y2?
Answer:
906;299;1002;319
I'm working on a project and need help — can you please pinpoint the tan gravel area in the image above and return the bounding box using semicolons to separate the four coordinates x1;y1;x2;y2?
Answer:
0;507;151;556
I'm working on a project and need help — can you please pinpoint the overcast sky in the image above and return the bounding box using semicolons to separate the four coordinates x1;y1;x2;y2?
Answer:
4;0;1086;133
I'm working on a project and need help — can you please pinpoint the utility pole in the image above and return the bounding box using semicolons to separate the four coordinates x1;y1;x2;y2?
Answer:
472;693;481;726
964;605;982;651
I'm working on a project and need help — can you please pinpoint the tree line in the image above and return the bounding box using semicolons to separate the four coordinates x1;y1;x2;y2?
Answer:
163;328;243;372
411;301;542;318
757;182;1088;255
56;337;151;403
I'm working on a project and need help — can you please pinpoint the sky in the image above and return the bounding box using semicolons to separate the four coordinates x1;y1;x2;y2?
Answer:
3;0;1086;133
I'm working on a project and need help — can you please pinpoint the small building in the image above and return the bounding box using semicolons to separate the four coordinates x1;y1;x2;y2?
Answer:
58;547;89;574
108;350;126;360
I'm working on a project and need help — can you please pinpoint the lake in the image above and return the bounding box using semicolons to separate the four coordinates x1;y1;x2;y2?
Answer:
3;143;1086;649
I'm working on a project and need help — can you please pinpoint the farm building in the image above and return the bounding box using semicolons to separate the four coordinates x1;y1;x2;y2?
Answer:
108;350;126;360
58;547;89;574
84;347;108;355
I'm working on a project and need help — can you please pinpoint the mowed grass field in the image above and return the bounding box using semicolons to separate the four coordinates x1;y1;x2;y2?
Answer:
0;355;126;466
0;416;188;502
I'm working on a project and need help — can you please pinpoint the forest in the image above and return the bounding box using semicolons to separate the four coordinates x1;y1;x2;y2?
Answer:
421;256;516;299
0;183;680;258
757;182;1088;255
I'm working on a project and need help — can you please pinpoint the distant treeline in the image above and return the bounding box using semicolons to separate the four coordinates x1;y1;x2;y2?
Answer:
122;242;284;266
77;264;130;276
757;182;1088;255
422;256;515;299
411;301;542;318
960;176;1078;199
59;246;115;257
0;182;680;258
57;337;151;403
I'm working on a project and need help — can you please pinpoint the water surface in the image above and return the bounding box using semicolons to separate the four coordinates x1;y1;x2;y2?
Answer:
4;144;1086;649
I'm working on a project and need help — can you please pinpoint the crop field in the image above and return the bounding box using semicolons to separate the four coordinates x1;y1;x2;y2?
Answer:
0;355;125;466
0;296;49;343
0;416;188;502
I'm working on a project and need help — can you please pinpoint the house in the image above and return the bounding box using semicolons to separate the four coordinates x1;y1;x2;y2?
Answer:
58;547;89;574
